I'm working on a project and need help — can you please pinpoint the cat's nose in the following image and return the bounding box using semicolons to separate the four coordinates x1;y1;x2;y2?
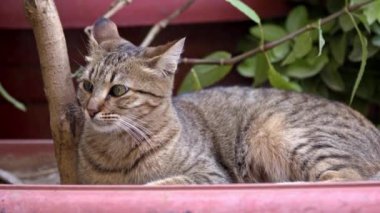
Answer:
87;98;103;118
87;108;99;118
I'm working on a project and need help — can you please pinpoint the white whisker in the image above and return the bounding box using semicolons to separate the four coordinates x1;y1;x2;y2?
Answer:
100;105;154;148
118;119;153;148
122;116;153;135
115;122;144;145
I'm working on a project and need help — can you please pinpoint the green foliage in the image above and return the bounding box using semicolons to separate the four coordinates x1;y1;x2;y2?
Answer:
0;83;26;112
250;24;287;41
178;51;233;94
346;8;368;104
226;0;261;24
179;0;380;120
285;6;308;32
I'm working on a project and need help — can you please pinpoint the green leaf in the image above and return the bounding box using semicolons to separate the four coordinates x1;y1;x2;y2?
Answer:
347;11;368;104
280;32;312;65
321;60;345;92
284;49;329;79
268;42;290;62
349;35;379;61
321;19;336;33
250;24;287;41
237;57;256;78
363;0;380;24
265;53;301;92
317;20;325;56
353;13;371;33
350;0;370;5
268;65;302;92
339;14;355;32
190;69;203;91
294;31;313;59
285;6;308;32
372;35;380;47
281;51;297;66
178;51;233;94
330;34;347;65
237;53;271;85
0;83;27;112
253;53;269;86
226;0;261;24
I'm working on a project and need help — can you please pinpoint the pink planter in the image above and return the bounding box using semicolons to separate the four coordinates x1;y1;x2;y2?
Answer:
1;183;380;212
1;140;380;212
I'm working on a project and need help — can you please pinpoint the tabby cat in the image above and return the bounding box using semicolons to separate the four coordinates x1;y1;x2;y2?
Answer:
77;18;380;185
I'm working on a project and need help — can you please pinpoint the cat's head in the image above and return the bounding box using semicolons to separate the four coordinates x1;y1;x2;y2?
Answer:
77;18;184;133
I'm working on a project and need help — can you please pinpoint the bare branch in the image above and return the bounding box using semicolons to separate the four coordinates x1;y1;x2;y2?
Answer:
140;0;195;47
85;0;133;37
181;0;374;65
24;0;82;184
103;0;133;19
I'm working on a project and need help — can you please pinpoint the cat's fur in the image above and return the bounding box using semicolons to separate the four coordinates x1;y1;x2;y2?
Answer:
77;18;380;184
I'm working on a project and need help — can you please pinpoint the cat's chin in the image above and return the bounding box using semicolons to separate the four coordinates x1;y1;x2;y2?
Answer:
88;120;119;133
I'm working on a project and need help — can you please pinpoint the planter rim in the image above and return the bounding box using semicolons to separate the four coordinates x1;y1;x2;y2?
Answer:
1;182;380;213
1;181;380;190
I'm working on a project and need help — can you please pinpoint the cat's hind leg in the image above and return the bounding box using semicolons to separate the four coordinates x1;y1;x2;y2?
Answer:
242;113;292;182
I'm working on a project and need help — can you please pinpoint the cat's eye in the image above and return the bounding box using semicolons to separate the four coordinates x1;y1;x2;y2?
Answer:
82;80;93;93
110;85;127;97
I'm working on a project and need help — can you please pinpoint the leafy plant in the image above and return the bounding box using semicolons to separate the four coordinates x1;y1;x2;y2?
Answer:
179;0;380;121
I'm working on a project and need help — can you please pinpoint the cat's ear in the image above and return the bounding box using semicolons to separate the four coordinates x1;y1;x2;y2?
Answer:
144;38;185;75
90;18;127;51
93;18;121;44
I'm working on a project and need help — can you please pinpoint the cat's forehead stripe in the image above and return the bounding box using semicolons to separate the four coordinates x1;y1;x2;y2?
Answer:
110;71;117;83
88;68;94;80
93;53;125;80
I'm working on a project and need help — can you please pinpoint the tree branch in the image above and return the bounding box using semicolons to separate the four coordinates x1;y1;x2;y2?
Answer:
140;0;195;47
103;0;133;19
181;0;374;65
24;0;82;184
85;0;133;36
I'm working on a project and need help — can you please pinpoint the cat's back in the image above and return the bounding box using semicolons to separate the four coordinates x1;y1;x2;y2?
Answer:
174;87;380;181
174;86;378;133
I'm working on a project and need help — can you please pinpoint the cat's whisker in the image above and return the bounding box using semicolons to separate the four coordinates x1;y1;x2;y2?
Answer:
100;105;152;134
118;118;153;148
94;106;153;144
121;117;154;142
122;116;153;135
115;122;144;146
118;119;149;141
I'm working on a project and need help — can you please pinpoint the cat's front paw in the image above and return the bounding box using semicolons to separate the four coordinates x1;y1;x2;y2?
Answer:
145;180;167;186
145;175;194;185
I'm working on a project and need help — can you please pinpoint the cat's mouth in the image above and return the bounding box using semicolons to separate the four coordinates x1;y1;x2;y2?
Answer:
88;113;120;131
